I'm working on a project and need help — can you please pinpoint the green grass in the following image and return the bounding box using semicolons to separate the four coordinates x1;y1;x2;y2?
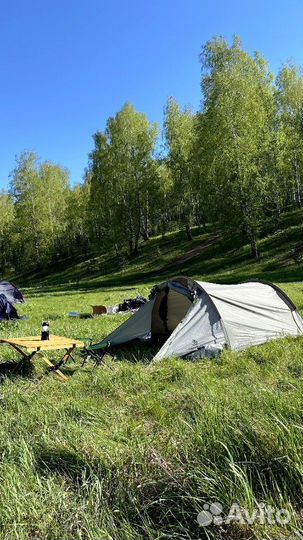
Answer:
0;209;303;539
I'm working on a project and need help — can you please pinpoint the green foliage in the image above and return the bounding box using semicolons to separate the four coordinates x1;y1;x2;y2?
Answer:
89;103;159;254
0;192;15;272
163;97;196;237
9;152;70;269
65;180;91;257
198;36;276;256
275;65;303;207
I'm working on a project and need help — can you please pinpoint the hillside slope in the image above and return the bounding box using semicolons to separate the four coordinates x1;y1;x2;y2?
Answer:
13;208;303;294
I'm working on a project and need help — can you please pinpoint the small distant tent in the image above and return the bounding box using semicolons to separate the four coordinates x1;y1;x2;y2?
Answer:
0;294;19;321
0;282;24;321
91;277;303;361
0;282;24;305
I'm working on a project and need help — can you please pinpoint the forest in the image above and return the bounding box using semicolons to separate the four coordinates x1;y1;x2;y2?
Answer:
1;35;303;273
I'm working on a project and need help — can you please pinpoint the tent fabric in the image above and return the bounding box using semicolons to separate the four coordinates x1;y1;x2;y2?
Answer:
196;281;303;352
0;282;24;304
0;294;19;321
165;280;194;300
92;277;303;360
153;289;225;361
90;298;155;350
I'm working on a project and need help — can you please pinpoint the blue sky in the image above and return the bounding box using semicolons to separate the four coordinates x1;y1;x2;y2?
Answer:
0;0;302;188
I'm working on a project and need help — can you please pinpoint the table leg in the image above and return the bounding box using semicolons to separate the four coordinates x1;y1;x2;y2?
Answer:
10;343;36;362
20;351;36;363
51;347;74;371
41;347;75;381
5;343;70;381
9;344;37;373
39;355;68;381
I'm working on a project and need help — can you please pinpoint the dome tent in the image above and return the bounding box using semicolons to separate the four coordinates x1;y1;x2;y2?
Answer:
0;281;25;321
0;281;24;305
90;277;303;361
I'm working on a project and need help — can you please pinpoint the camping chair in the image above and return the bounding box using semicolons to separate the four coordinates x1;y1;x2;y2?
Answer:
80;338;114;368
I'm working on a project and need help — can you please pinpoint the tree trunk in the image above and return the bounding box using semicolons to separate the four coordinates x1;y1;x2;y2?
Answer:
128;239;133;255
250;236;259;259
141;230;149;241
201;215;207;229
133;228;140;255
274;202;281;225
143;196;149;241
241;204;260;259
294;156;302;207
186;224;193;241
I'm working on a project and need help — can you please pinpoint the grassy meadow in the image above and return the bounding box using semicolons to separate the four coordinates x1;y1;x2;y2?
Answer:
0;211;303;539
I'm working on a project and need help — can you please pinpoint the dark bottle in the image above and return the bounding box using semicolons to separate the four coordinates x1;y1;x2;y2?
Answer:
41;321;50;340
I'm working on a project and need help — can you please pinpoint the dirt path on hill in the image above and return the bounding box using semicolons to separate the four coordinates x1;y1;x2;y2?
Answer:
156;232;221;275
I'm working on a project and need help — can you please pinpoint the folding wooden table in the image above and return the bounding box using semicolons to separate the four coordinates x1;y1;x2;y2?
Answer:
0;335;85;381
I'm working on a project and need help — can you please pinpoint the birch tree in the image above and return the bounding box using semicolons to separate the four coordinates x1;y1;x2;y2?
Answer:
276;66;303;207
89;103;159;254
199;36;275;257
163;97;196;240
10;152;69;268
0;193;15;273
